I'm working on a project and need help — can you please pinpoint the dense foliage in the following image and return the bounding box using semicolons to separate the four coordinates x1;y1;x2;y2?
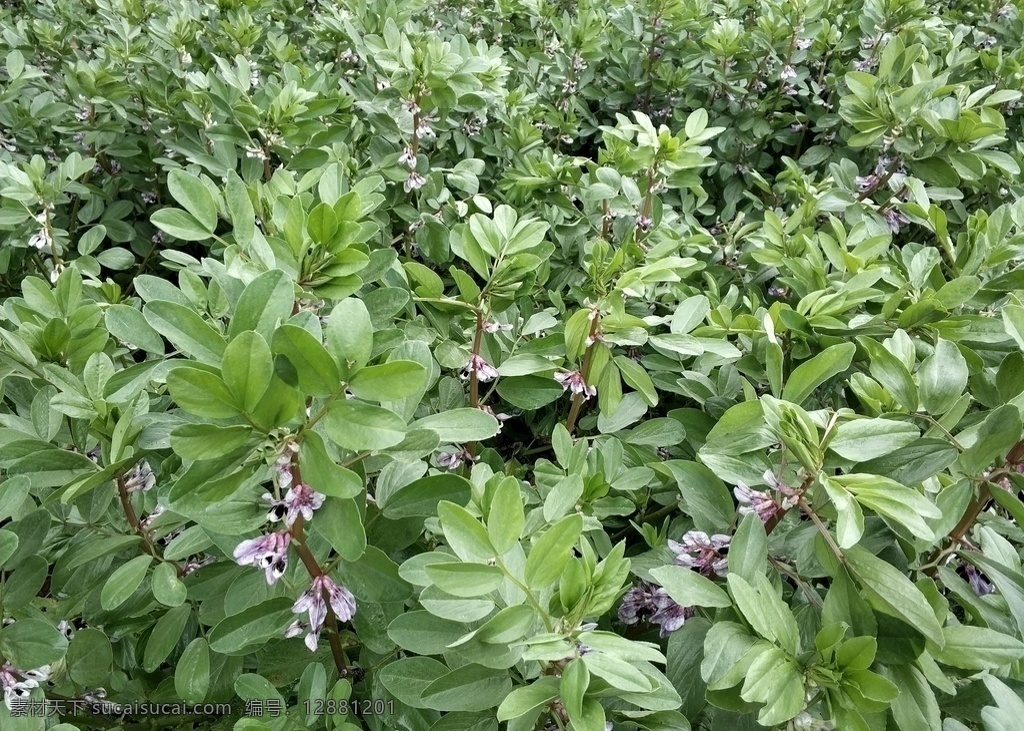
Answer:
3;0;1024;729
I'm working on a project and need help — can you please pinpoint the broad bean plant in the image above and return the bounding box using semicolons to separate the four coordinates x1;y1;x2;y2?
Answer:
2;0;1024;730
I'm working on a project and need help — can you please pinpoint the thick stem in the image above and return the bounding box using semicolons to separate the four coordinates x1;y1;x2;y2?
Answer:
116;475;183;578
564;312;602;435
288;458;349;675
465;311;485;460
924;439;1024;572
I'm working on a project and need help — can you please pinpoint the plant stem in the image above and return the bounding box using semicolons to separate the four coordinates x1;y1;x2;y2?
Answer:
564;311;602;434
116;474;183;578
797;495;844;562
496;557;553;632
288;458;349;675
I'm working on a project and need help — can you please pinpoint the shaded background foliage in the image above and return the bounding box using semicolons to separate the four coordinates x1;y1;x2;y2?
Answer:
2;0;1024;729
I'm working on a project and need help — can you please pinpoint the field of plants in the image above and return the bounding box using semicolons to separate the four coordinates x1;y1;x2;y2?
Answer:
2;0;1024;729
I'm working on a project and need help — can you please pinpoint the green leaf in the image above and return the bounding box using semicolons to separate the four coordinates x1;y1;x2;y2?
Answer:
727;573;800;654
474;605;536;644
424;562;504;596
614;355;658;406
299;433;362;499
488;476;525;553
151;208;214;241
312;497;366;562
100;554;152;610
387;611;471;655
222;331;273;411
651;565;731;608
167;169;218;231
382;474;472;519
655;461;734;533
832;474;941;541
857;337;919;412
175;638;211;703
66;628;112;686
917;339;967;415
1002;304;1024;352
324;400;406;451
228;269;294;342
561;659;590;725
272;324;341;397
225;171;255;248
420;664;512;712
378;657;451;708
729;511;768;582
327;298;373;377
414;408;500;443
208;598;297;654
144;300;226;366
496;375;564;409
845;545;944;647
739;645;805;726
878;664;941;731
581;651;652;693
152;561;187;607
932;625;1024;669
0;619;69;669
828;418;920;461
0;530;19;567
348;361;428;401
781;343;856;405
958;404;1023;476
166;366;239;418
170;423;253;461
105;304;165;354
525;514;583;590
496;680;560;721
143;604;191;671
438;501;495;561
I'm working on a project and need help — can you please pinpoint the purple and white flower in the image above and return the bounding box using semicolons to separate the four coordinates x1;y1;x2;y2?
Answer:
284;483;326;527
555;370;596;399
404;171;426;192
437;448;474;471
484;320;513;333
734;470;800;523
965;564;995;597
668;531;731;576
233;531;291;585
124;461;156;494
1;662;43;712
292;575;358;651
884;208;909;234
398;147;416;168
780;64;797;80
462;353;499;382
618;581;693;638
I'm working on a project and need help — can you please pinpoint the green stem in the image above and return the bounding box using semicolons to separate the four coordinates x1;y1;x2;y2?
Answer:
496;558;553;633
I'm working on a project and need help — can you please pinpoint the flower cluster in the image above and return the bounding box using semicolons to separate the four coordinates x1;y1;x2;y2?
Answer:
462;353;499;382
263;482;326;528
233;531;291;585
124;460;156;494
617;581;693;637
1;661;49;712
287;574;358;651
437;447;476;471
555;370;595;399
668;531;731;576
733;470;800;523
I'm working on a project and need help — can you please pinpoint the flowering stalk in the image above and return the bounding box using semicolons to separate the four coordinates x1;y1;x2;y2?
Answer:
286;457;349;674
564;311;602;434
115;468;184;578
924;439;1024;573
